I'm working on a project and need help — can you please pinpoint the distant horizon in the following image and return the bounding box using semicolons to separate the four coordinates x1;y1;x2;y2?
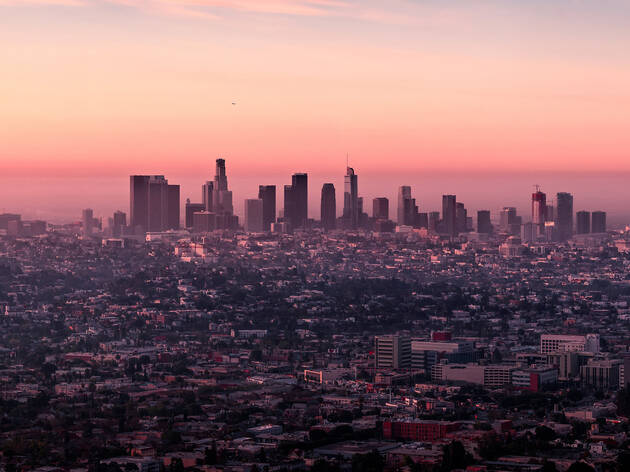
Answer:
3;170;630;229
3;0;630;228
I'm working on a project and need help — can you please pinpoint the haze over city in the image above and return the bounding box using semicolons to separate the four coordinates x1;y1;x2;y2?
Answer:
3;3;630;472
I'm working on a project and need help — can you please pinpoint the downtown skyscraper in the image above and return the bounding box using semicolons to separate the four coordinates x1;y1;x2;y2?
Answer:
343;167;359;229
212;159;233;216
130;175;180;234
532;188;547;236
372;198;389;220
284;173;308;229
555;192;574;241
244;199;264;232
397;186;418;227
320;183;336;231
576;210;591;234
258;185;276;231
183;158;238;232
477;210;491;234
592;211;607;234
442;195;457;237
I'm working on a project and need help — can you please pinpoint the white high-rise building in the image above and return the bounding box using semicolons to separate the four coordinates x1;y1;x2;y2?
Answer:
540;334;600;354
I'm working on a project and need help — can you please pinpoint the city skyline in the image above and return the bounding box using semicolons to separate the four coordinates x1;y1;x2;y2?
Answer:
26;161;614;240
3;169;629;228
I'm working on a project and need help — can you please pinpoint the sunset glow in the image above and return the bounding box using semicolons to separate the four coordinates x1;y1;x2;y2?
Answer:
2;0;629;179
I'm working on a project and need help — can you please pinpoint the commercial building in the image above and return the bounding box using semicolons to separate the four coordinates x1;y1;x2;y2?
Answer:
581;359;621;390
500;207;521;235
372;197;389;221
547;351;580;380
512;367;558;392
411;340;477;370
258;185;276;231
375;335;411;370
244;199;264;233
130;175;180;233
303;368;351;385
442;195;457;237
398;186;419;227
591;211;607;233
82;208;94;236
431;364;514;388
343;167;359;229
477;210;492;234
320;183;336;230
532;189;547;237
285;173;308;229
184;200;205;229
576;211;591;234
383;420;459;442
540;334;600;354
555;192;573;241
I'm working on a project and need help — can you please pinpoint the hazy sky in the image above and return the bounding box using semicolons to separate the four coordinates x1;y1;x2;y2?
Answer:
1;1;630;221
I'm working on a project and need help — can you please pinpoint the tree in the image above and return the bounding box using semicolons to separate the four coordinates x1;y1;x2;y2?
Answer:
168;458;184;472
441;441;473;471
351;451;384;472
535;425;556;442
204;442;217;465
566;462;595;472
616;389;630;416
616;452;630;472
310;459;340;472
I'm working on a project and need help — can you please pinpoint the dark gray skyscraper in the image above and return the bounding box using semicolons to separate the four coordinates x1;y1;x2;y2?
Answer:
592;211;607;233
477;210;491;234
397;186;410;225
456;202;467;233
82;208;94;236
112;211;127;237
244;199;264;232
321;183;336;230
284;185;296;228
213;159;233;215
130;175;150;233
286;173;308;229
167;184;180;230
428;211;440;231
148;176;168;232
397;186;418;226
202;181;214;212
258;185;276;231
131;175;179;233
576;210;591;234
556;192;573;241
442;195;457;237
372;197;389;220
343;167;359;229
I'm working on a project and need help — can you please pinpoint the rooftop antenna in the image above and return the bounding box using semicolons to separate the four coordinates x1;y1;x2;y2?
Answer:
534;184;540;193
346;152;349;169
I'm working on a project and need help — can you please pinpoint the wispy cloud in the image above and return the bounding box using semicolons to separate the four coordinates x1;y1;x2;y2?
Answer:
0;0;85;5
0;0;353;17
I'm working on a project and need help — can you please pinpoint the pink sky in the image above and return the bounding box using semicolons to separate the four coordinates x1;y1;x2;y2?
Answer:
1;0;629;178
